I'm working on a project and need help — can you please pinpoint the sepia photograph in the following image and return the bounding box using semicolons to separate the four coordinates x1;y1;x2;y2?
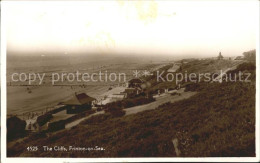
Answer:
1;0;259;162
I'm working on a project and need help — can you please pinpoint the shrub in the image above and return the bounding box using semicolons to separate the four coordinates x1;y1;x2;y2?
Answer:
105;106;126;117
104;96;155;110
48;120;65;132
36;113;53;126
243;49;256;61
80;113;112;125
7;116;26;141
63;109;95;124
47;105;66;114
171;92;180;96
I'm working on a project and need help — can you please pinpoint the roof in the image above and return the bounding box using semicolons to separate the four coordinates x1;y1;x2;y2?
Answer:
96;97;121;105
62;93;95;105
102;87;126;97
128;78;144;84
108;94;125;99
124;88;137;94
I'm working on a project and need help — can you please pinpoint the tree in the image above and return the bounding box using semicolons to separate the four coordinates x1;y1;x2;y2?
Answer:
243;49;256;61
7;116;26;141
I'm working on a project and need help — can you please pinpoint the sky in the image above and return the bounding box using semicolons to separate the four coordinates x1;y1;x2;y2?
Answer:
5;0;259;57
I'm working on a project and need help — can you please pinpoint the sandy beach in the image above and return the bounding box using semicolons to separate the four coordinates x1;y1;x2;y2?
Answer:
7;55;166;116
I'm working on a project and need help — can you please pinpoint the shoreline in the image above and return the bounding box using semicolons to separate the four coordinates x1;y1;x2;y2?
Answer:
7;61;168;116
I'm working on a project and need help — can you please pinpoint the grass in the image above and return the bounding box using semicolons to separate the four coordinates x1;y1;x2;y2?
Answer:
180;59;241;74
7;62;256;157
104;95;155;110
143;59;242;95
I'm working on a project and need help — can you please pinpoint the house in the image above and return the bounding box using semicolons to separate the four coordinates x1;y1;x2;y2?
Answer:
96;93;126;106
95;87;127;108
128;78;144;88
124;87;141;98
61;93;96;114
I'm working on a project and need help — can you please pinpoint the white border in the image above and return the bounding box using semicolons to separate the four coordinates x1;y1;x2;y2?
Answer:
255;0;260;162
1;0;8;161
1;0;260;162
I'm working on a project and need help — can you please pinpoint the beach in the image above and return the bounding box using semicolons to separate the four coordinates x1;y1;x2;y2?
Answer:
7;55;167;116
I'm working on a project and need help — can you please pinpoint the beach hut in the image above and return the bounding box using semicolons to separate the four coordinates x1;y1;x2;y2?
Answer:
62;93;96;114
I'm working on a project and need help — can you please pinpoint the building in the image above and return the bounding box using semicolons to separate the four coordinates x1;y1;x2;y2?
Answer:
108;94;126;100
95;87;127;107
217;52;224;60
96;93;126;106
124;87;141;98
61;93;96;114
128;78;144;88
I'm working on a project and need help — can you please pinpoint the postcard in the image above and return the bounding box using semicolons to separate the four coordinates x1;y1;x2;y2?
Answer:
1;0;259;162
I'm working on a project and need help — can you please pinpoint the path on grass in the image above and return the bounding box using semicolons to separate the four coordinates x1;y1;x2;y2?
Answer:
65;88;196;129
124;89;196;115
65;111;104;129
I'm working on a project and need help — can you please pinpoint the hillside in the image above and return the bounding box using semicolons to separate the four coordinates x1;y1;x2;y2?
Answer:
143;59;243;94
7;61;256;157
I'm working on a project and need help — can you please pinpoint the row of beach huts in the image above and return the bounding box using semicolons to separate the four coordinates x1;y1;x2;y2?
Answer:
22;78;145;132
